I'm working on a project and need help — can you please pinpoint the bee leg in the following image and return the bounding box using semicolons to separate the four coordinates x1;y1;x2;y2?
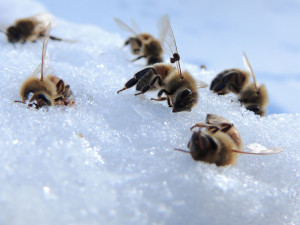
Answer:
56;79;65;95
49;35;63;41
151;89;171;101
54;96;64;101
190;123;219;131
117;68;156;94
135;67;156;79
131;55;146;62
134;84;151;96
63;85;71;98
117;78;138;94
151;89;172;107
149;75;162;87
218;123;233;132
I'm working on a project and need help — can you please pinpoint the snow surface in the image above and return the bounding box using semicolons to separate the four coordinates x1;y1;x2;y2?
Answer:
0;0;300;225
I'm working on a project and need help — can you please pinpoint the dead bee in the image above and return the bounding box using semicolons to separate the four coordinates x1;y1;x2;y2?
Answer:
1;14;67;44
175;114;283;166
114;17;163;65
14;23;74;109
117;62;207;112
238;53;268;116
210;68;250;95
210;53;268;116
117;16;206;112
200;65;207;70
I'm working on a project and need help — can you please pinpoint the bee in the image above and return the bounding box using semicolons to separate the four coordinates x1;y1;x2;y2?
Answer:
14;23;74;109
175;114;283;166
1;14;66;44
114;17;163;65
210;53;268;116
117;16;207;112
238;53;268;116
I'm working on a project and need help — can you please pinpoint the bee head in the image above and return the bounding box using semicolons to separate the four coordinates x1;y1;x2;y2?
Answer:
239;84;264;105
189;131;218;161
125;37;142;55
6;26;21;43
172;89;197;113
29;92;53;109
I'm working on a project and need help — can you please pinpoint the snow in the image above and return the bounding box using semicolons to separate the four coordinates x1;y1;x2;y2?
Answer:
0;0;299;225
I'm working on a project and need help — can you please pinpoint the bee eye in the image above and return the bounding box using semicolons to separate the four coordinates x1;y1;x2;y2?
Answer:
243;99;248;103
180;89;192;98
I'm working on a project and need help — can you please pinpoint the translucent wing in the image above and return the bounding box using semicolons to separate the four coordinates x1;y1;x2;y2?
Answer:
31;63;41;77
30;13;55;35
243;52;258;91
197;80;208;89
232;143;284;155
40;23;51;81
158;15;182;78
114;18;137;35
30;13;54;24
130;19;141;34
0;26;6;35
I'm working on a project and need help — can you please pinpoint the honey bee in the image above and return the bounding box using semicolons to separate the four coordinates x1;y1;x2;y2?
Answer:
210;53;268;116
1;14;66;44
117;16;207;112
175;114;283;166
117;63;207;112
14;23;74;109
114;17;163;65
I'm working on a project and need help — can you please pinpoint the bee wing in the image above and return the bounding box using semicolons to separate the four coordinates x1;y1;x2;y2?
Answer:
30;13;55;34
232;143;284;155
130;19;141;34
0;24;7;35
114;18;138;35
197;80;208;89
40;23;51;81
158;15;174;56
243;52;258;91
158;15;182;77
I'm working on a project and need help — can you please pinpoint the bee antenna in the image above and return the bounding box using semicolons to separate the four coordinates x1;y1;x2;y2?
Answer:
243;52;258;91
174;148;191;154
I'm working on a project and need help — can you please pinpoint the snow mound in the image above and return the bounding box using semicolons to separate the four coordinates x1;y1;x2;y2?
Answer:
0;1;299;224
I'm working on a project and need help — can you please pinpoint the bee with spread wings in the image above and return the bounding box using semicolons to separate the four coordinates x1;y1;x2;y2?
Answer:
117;15;207;113
114;17;164;65
210;52;268;116
14;23;74;109
175;114;283;166
0;14;72;44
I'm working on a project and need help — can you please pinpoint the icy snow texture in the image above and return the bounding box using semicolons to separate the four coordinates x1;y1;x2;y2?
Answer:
0;0;300;225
